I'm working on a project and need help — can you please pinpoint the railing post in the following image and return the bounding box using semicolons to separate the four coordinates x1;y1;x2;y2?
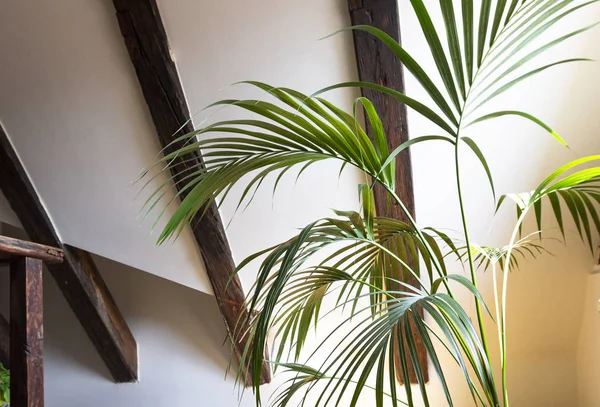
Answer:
10;257;44;407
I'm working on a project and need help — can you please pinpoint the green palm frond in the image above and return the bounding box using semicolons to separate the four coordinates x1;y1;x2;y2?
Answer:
235;207;496;407
139;1;599;406
268;287;496;407
141;82;456;243
497;156;600;251
442;232;554;272
240;205;447;358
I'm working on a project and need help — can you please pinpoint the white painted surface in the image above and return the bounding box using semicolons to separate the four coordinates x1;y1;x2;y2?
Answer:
159;0;600;404
158;0;363;291
0;252;274;407
0;0;599;405
0;0;211;293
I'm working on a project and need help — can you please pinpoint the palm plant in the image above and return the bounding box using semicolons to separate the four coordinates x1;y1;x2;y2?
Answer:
141;1;600;406
0;363;9;406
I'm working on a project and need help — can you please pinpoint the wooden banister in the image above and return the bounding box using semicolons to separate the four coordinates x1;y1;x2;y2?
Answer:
0;234;64;407
0;236;63;265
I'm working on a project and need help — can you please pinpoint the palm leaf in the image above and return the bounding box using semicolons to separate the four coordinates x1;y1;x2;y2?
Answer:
466;110;567;146
497;156;600;250
232;207;499;405
454;234;553;272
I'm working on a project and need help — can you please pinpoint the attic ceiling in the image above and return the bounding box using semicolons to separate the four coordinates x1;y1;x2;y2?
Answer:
0;0;357;296
0;1;211;294
0;0;362;391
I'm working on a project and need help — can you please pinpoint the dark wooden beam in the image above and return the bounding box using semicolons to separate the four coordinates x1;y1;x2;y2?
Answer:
0;314;9;369
111;0;271;386
347;0;428;383
10;256;44;407
0;235;63;265
0;126;138;383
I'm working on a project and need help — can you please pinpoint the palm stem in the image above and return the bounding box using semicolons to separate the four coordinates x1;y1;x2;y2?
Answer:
500;209;528;407
491;261;502;358
384;187;454;297
453;0;532;378
453;136;493;369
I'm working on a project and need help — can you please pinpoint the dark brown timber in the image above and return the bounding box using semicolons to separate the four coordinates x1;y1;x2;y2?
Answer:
347;0;428;383
0;314;9;369
0;235;63;264
10;257;44;407
111;0;271;386
0;126;138;383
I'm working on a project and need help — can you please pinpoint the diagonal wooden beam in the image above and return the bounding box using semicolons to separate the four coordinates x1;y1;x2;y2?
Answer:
111;0;271;386
347;0;428;383
0;125;138;383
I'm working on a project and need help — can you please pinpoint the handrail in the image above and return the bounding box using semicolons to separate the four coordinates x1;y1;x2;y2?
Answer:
0;233;63;407
0;235;63;264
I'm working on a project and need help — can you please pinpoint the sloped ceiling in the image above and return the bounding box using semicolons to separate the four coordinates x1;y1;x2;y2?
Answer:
0;1;212;294
0;0;359;295
156;0;361;291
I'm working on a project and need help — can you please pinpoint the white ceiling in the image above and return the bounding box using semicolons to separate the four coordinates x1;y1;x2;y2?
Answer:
0;0;362;296
0;1;212;294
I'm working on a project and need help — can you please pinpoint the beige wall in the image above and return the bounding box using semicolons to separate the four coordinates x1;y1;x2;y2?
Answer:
577;274;600;407
398;0;600;405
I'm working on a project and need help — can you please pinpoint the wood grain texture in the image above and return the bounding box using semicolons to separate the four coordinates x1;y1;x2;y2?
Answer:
347;0;428;383
0;235;63;264
0;314;9;369
0;125;138;383
111;0;271;386
10;257;44;407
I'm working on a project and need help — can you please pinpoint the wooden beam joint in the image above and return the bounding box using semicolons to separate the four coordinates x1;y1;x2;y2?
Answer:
0;126;138;383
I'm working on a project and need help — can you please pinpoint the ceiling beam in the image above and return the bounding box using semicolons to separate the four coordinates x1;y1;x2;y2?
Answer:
111;0;271;386
0;126;138;383
347;0;428;383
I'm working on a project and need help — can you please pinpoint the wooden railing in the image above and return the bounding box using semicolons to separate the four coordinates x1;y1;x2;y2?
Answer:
0;235;64;407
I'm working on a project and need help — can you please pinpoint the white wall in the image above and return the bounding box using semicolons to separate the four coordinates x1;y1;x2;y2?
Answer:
166;0;600;404
0;0;362;406
158;0;363;291
164;0;600;403
0;227;269;407
1;0;600;406
0;0;211;293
